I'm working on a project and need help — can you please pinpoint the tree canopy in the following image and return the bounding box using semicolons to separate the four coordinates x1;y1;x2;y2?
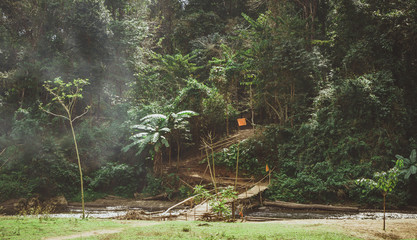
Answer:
1;0;417;207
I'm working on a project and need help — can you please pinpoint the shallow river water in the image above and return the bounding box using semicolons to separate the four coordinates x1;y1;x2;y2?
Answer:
37;206;417;220
246;209;417;220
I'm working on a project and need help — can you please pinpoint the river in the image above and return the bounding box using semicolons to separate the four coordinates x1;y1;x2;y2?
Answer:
33;205;417;220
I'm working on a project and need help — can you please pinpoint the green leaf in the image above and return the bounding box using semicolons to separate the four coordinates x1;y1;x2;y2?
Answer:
410;165;417;175
131;132;148;139
140;114;167;122
131;125;155;132
161;138;169;148
405;171;412;180
176;110;198;117
410;149;416;162
160;127;171;133
152;132;160;143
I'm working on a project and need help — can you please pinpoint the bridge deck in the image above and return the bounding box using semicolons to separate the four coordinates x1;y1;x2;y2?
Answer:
176;183;268;221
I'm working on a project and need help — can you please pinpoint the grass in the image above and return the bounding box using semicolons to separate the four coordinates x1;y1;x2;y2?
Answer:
0;217;360;240
99;221;359;240
0;216;125;240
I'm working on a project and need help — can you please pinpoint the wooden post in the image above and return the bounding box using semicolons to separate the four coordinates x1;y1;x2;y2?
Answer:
269;170;271;185
232;201;235;220
259;185;263;206
383;193;386;231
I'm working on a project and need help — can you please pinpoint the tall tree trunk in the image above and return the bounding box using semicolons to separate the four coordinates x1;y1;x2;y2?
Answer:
225;91;229;136
154;151;162;174
169;146;172;165
176;139;180;170
383;192;386;231
250;84;255;130
20;88;25;108
70;119;85;219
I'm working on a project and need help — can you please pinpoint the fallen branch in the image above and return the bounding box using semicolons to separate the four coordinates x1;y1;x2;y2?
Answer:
162;195;198;215
143;193;168;200
263;201;359;212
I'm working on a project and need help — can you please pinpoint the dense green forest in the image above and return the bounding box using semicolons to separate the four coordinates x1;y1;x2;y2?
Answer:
1;0;417;208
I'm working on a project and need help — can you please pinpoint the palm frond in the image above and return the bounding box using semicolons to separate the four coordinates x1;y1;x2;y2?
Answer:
160;127;171;133
135;135;153;155
131;132;148;139
140;114;167;122
161;137;170;148
131;125;156;132
151;132;160;143
121;142;136;153
176;110;198;117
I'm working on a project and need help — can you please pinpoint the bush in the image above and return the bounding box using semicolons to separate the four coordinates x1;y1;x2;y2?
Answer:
142;173;178;199
90;162;142;198
0;134;80;202
265;161;374;204
212;141;264;176
254;72;411;206
70;189;107;202
76;118;130;170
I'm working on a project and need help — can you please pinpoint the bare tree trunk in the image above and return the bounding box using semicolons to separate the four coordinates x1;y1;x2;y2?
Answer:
168;146;172;165
204;140;217;193
249;84;255;130
290;83;295;127
225;91;229;136
70;120;85;219
383;192;386;231
20;88;25;108
176;139;180;170
154;152;162;175
210;135;217;193
265;98;283;124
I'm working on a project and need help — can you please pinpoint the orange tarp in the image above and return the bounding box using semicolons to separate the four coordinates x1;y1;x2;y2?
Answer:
237;118;247;126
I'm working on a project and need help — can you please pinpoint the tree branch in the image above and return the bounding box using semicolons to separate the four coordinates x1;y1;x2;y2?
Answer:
265;98;283;123
0;148;5;156
70;87;80;116
72;108;89;122
40;107;69;120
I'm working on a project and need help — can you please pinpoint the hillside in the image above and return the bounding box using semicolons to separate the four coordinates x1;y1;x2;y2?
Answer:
1;0;417;210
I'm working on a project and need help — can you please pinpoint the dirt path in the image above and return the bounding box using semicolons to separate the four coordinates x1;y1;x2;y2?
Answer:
44;221;160;240
272;219;417;240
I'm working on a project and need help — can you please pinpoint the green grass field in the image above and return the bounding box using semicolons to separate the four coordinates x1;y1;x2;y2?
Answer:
102;221;359;240
0;217;125;240
0;217;360;240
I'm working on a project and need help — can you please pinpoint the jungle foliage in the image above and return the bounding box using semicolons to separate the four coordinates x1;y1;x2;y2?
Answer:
1;0;417;207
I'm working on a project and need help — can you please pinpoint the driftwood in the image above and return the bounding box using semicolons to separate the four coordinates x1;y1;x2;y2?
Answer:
162;195;197;215
143;193;168;200
263;201;359;212
245;216;283;222
117;210;167;220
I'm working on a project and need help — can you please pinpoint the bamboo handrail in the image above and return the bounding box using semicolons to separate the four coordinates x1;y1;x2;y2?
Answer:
198;135;238;151
163;168;273;217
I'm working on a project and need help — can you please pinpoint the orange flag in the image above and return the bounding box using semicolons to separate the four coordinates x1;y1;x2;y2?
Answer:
266;164;269;172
